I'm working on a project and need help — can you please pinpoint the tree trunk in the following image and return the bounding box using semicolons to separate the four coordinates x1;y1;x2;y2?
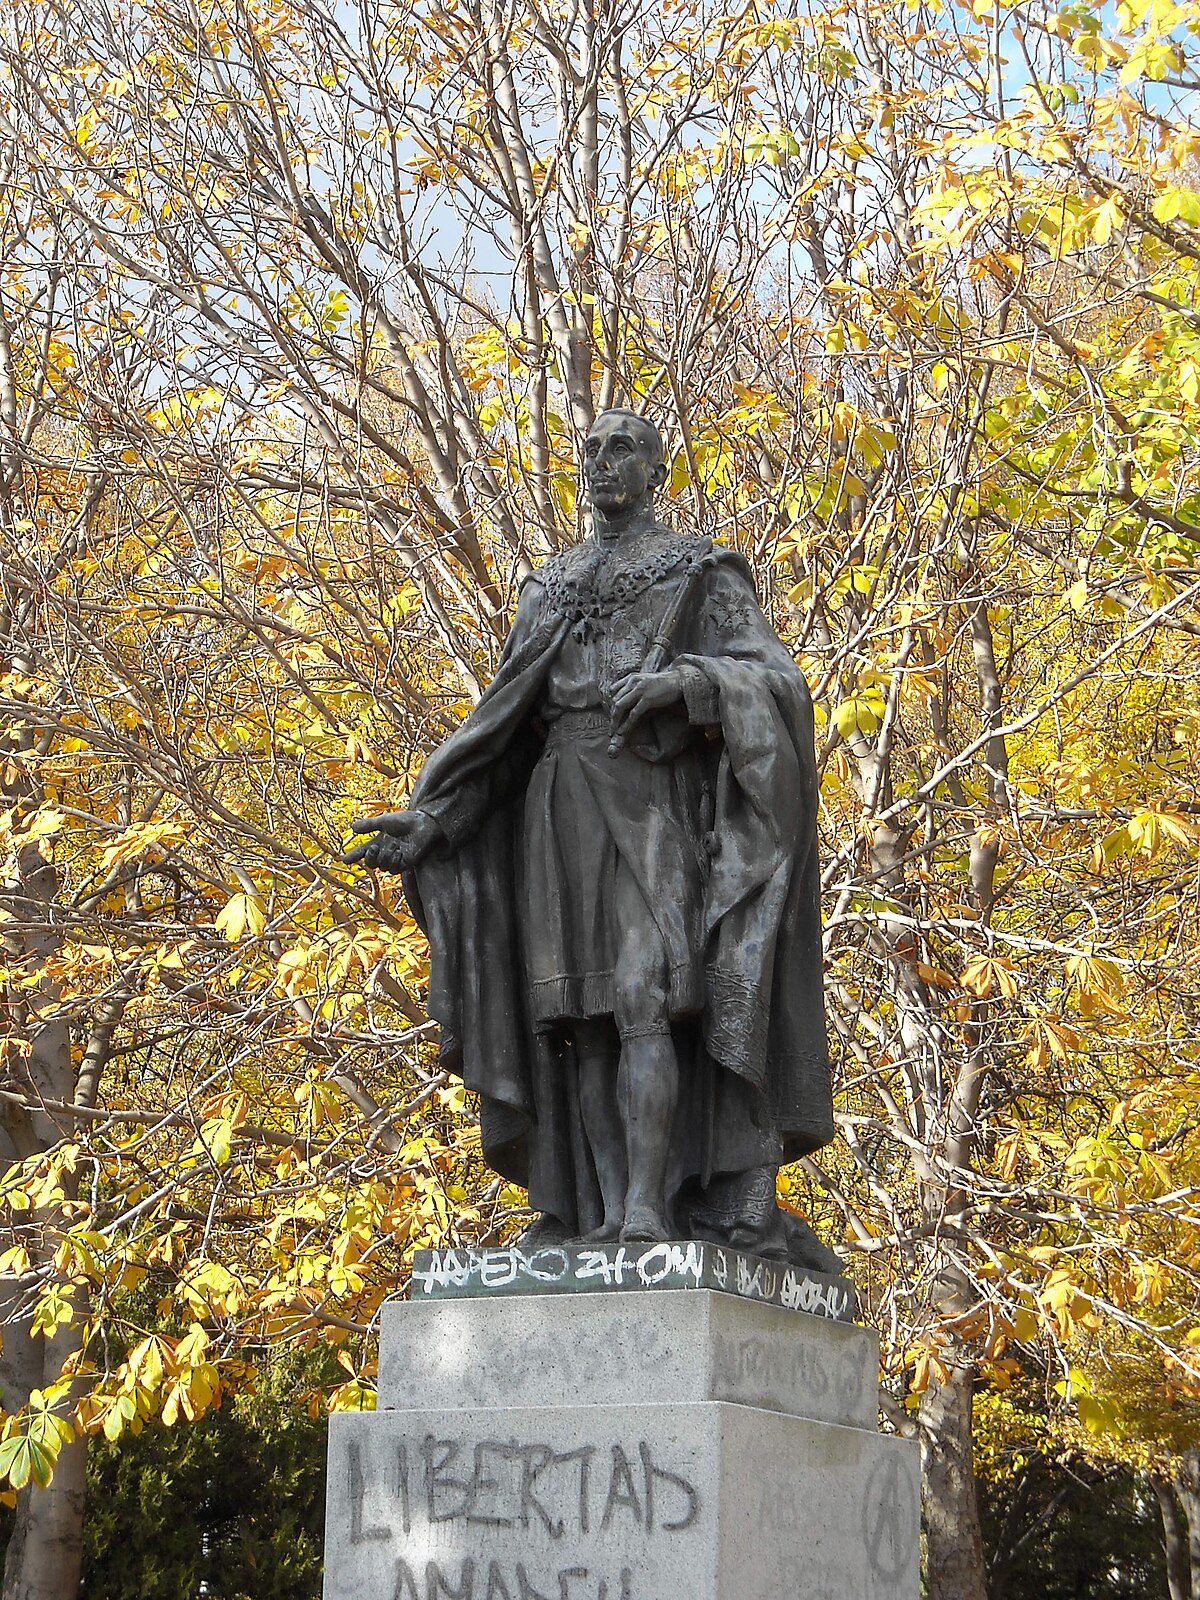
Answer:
0;830;92;1600
919;1358;989;1600
1150;1471;1190;1600
2;1448;86;1600
1;447;122;1595
1;1307;87;1600
1174;1452;1200;1600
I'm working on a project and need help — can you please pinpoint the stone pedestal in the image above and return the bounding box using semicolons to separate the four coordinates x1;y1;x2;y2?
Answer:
324;1248;919;1600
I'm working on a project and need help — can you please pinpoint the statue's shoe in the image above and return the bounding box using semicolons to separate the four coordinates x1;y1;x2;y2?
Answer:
619;1209;672;1244
783;1214;844;1275
575;1220;623;1245
514;1212;573;1249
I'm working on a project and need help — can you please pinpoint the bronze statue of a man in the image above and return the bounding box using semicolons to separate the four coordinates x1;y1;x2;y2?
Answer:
348;410;836;1267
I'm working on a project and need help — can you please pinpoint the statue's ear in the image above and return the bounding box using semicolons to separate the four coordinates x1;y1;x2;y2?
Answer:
649;460;668;491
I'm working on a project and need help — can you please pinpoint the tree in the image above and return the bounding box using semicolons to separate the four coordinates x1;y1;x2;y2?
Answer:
982;1455;1168;1600
77;1343;330;1600
0;1;1197;1598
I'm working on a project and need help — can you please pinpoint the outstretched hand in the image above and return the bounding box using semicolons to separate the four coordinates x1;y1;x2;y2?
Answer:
608;667;685;754
343;810;441;873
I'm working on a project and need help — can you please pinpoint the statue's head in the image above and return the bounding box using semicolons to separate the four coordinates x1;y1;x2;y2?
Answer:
582;410;667;520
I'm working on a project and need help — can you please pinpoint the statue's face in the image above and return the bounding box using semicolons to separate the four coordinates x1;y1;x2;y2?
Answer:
582;413;665;517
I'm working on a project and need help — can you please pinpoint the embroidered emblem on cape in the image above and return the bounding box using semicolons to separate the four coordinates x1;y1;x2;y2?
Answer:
703;591;753;635
536;529;704;637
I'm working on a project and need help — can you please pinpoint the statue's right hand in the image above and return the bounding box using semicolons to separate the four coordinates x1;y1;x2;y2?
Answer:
342;811;440;873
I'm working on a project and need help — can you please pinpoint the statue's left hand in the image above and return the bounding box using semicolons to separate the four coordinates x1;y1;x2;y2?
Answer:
609;667;685;752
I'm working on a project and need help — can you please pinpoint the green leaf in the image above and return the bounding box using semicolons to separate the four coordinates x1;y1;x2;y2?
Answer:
0;1436;31;1488
28;1437;56;1489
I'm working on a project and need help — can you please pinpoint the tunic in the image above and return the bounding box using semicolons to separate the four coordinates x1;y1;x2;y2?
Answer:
522;574;710;1034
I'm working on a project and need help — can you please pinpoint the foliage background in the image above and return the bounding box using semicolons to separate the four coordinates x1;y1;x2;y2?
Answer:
0;0;1198;1594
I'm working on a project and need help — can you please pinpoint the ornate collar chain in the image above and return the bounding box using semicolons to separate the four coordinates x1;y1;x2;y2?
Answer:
537;527;702;634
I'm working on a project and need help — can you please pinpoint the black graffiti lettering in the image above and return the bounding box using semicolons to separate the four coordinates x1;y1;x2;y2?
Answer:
638;1441;699;1533
520;1445;563;1537
552;1445;594;1535
428;1559;475;1600
516;1564;555;1600
393;1557;422;1600
862;1454;918;1580
348;1440;389;1544
482;1562;515;1600
402;1562;632;1600
396;1443;412;1536
599;1445;642;1531
382;1433;694;1545
717;1333;833;1397
466;1442;515;1527
756;1479;802;1532
424;1437;474;1523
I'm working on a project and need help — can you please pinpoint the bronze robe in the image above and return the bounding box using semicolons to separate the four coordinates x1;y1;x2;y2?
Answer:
402;532;833;1249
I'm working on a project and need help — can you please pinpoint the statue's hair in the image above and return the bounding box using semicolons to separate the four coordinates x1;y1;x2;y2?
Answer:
590;408;665;466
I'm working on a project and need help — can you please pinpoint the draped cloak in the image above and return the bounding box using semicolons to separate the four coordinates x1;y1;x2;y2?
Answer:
401;535;833;1244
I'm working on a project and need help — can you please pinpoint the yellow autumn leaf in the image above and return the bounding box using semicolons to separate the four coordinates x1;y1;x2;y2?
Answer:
214;893;266;941
960;955;1019;999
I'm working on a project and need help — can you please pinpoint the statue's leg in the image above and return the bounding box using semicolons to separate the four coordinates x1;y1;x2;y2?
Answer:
613;918;678;1243
573;1017;626;1243
616;1032;678;1242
